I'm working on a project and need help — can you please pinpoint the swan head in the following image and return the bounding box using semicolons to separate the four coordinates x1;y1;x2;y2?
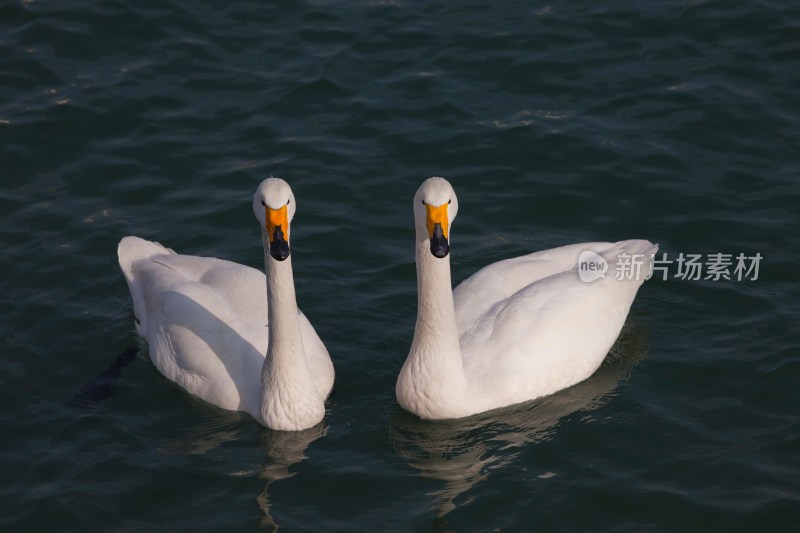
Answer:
253;177;297;261
413;177;459;259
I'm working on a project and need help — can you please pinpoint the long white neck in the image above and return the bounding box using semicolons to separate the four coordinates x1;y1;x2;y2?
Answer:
396;237;467;419
259;235;324;430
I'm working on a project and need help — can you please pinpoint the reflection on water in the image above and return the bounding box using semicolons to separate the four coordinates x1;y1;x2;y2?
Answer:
156;405;248;456
70;347;138;410
390;322;649;517
157;412;326;531
256;424;327;531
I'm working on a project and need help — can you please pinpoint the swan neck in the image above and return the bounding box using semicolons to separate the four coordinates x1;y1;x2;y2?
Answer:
265;252;302;352
259;238;323;429
397;239;466;418
413;243;461;352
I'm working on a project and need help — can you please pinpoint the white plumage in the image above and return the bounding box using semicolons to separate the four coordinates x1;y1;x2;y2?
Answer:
118;178;334;431
396;177;656;420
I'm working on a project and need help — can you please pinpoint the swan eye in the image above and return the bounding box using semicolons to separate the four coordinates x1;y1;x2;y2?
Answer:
421;200;425;206
287;199;291;205
448;199;452;204
261;200;266;206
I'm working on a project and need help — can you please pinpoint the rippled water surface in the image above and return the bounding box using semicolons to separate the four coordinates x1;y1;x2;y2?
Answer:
2;0;799;530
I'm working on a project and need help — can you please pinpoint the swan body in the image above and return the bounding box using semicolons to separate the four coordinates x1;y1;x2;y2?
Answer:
396;177;656;420
118;178;333;430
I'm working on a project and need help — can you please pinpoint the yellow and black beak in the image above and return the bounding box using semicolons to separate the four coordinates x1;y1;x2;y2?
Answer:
266;204;290;261
425;203;450;258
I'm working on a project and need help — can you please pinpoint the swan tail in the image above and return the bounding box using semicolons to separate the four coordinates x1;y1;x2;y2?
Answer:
117;236;175;336
604;239;659;281
618;239;658;258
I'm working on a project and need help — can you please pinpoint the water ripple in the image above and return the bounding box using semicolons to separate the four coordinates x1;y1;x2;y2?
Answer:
1;0;799;529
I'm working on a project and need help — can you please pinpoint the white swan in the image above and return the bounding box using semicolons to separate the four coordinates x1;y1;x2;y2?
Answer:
118;178;334;431
396;177;656;420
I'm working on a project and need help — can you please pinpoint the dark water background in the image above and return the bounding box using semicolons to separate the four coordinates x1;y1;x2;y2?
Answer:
2;0;799;530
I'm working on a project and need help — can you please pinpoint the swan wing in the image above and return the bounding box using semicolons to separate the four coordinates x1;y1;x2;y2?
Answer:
151;252;331;391
123;242;264;412
118;236;332;410
453;241;612;334
298;312;335;398
455;240;657;405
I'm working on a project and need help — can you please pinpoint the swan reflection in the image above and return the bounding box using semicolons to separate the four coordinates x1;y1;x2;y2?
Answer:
390;323;649;516
157;412;326;531
157;408;248;456
256;423;327;531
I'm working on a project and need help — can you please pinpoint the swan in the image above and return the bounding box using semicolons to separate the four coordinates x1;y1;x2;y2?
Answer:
117;178;334;431
396;177;656;420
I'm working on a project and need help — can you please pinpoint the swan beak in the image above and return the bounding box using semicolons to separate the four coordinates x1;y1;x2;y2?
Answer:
425;203;450;258
266;205;290;261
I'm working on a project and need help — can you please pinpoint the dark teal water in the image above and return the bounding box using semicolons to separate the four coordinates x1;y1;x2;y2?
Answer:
2;0;799;530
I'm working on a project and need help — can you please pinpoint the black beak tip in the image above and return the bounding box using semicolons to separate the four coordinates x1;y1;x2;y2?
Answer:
269;240;290;261
431;241;450;258
429;223;450;258
269;226;290;261
270;248;290;261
